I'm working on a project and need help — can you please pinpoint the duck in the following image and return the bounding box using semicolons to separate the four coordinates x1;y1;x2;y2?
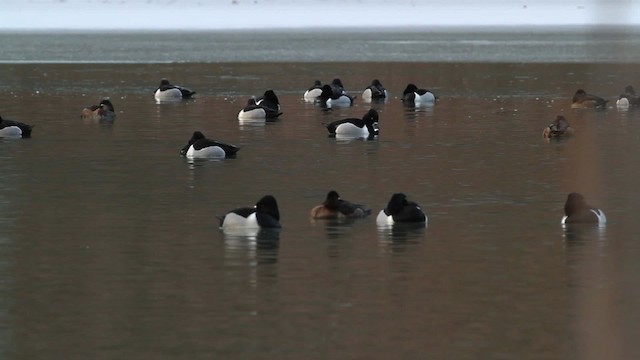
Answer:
310;190;372;219
376;193;427;225
402;83;436;106
543;115;575;139
317;84;355;108
362;79;389;102
330;78;347;97
154;78;196;101
571;89;608;109
616;95;630;110
303;80;323;102
326;109;379;139
0;116;33;138
238;90;282;120
80;98;116;121
180;131;239;159
561;192;606;225
616;85;640;109
218;195;281;230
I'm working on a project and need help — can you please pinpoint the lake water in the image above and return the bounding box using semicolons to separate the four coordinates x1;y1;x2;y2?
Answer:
1;29;640;359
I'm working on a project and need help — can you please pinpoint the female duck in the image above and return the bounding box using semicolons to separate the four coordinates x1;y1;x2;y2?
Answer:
571;89;608;109
326;109;379;139
543;115;574;139
376;193;427;225
218;195;281;230
180;131;239;159
80;98;116;122
0;116;33;138
154;79;196;101
402;83;436;106
310;190;371;219
238;90;282;120
561;192;606;225
362;79;389;102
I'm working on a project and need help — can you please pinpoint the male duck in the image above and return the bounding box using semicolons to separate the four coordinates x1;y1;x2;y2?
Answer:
154;79;196;101
310;190;371;219
318;84;355;108
218;195;281;230
326;109;379;139
362;79;389;102
561;192;606;225
238;90;282;120
376;193;427;225
571;89;608;109
616;85;640;109
543;115;574;139
180;131;239;159
0;116;33;138
402;83;436;106
330;78;347;97
303;80;323;102
80;98;116;122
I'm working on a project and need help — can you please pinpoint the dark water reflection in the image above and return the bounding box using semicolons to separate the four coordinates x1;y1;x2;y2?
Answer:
2;58;640;359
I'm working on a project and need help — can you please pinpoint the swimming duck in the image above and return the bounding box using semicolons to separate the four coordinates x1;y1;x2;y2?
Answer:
571;89;608;109
616;85;640;109
326;109;379;139
376;193;427;225
180;131;239;159
310;190;372;219
543;115;574;139
303;80;323;102
154;79;196;101
362;79;389;101
80;98;116;121
616;95;630;110
402;83;436;106
218;195;281;230
238;90;282;120
330;78;347;97
0;116;33;138
561;192;606;225
318;84;355;108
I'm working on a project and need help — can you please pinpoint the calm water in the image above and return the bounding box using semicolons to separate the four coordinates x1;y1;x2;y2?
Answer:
1;30;640;359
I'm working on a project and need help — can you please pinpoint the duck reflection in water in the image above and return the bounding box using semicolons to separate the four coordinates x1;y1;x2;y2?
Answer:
377;222;427;252
223;228;281;266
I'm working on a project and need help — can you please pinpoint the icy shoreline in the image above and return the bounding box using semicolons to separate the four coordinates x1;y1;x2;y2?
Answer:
1;0;639;30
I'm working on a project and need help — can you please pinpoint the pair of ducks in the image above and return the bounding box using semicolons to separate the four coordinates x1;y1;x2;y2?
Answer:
573;86;640;109
181;108;381;159
80;79;194;121
218;192;427;230
218;191;606;231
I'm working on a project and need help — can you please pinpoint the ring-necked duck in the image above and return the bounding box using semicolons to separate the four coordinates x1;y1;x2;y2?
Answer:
310;190;371;219
561;192;606;224
326;109;379;139
0;116;33;138
180;131;239;159
154;79;196;101
362;79;389;102
376;193;427;225
218;195;281;230
571;89;608;109
543;115;574;139
402;83;436;106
